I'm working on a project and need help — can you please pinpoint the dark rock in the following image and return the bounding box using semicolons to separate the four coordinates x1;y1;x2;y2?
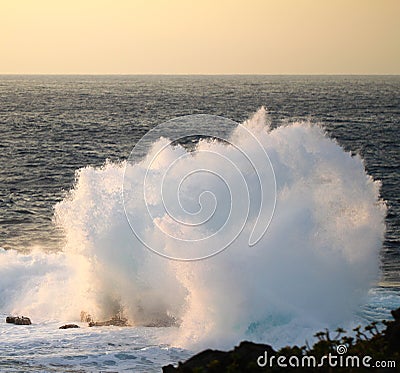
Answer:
88;315;129;327
162;365;177;373
6;316;31;325
391;308;400;321
6;316;17;324
232;341;276;367
14;316;31;325
385;307;400;350
59;324;80;329
162;341;275;372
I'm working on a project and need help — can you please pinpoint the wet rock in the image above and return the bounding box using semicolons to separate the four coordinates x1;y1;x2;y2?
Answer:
391;308;400;321
7;316;32;325
385;307;400;350
15;317;32;325
88;315;129;327
59;324;80;329
6;316;17;324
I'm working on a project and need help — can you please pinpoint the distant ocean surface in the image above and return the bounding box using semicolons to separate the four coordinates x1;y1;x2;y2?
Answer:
0;75;399;371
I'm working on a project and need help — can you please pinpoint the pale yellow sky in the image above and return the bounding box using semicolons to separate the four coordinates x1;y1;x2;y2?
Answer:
1;0;399;74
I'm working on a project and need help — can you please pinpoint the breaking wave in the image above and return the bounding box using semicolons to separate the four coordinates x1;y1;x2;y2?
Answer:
0;108;386;349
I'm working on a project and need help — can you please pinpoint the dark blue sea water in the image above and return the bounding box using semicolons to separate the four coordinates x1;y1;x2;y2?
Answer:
1;75;398;278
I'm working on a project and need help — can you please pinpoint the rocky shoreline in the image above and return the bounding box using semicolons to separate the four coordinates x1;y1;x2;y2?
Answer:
163;308;400;372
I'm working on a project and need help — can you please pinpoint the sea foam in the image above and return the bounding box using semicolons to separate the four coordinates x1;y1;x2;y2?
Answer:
0;108;386;349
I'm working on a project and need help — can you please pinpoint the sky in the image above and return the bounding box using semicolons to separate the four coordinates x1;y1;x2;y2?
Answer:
1;0;399;74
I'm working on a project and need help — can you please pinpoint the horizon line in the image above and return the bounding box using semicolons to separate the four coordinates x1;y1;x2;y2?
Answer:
0;73;399;76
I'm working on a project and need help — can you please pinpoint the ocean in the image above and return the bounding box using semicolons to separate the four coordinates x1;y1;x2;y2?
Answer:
0;75;399;371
